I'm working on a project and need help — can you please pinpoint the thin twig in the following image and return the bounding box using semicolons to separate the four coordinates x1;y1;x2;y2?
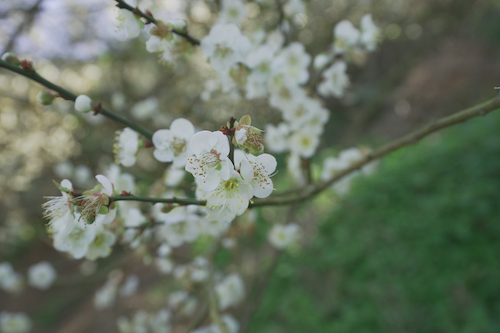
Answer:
0;59;154;139
251;95;500;207
1;0;44;54
111;195;205;206
115;0;200;45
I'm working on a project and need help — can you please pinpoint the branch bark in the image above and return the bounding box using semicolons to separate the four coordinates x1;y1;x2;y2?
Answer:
111;195;205;206
115;0;200;45
0;59;154;139
251;95;500;207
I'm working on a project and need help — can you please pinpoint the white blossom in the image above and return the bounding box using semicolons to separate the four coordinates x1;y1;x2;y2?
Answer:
0;312;32;333
94;279;119;310
155;257;174;274
186;131;233;192
198;169;253;222
114;128;140;167
106;164;135;193
334;20;360;54
289;128;320;158
200;24;251;72
313;53;330;70
265;123;290;153
0;262;22;293
318;61;349;98
153;118;195;167
43;179;75;237
268;223;300;249
53;216;97;259
117;8;143;39
235;150;277;199
85;226;116;260
119;275;139;297
271;42;311;85
79;175;117;225
360;14;380;51
217;0;246;25
27;261;57;290
215;274;245;310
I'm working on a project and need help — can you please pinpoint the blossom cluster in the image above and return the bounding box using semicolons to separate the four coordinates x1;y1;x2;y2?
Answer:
6;2;385;332
194;12;380;185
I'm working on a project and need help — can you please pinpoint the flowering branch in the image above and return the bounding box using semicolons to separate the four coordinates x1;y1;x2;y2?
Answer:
0;58;154;139
252;95;500;207
114;0;201;45
111;195;206;206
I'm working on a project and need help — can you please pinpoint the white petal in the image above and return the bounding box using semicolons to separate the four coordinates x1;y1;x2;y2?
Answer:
190;131;213;154
154;148;175;163
60;179;73;190
152;129;172;149
171;118;195;140
239;159;254;183
96;175;114;195
256;154;277;175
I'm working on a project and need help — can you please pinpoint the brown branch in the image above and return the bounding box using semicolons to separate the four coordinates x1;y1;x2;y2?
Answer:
251;95;500;207
1;0;44;54
115;0;200;45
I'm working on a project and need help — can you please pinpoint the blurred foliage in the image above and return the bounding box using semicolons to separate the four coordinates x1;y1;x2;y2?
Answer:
248;106;500;332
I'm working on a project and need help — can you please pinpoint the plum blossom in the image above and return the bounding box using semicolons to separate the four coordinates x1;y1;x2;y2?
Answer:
215;274;245;310
313;53;330;70
200;24;251;72
268;223;301;249
217;0;246;25
0;312;32;333
85;226;116;260
117;5;143;39
360;14;380;51
78;175;117;225
185;131;233;191
114;128;139;167
53;215;97;259
265;123;290;153
289;128;320;158
152;118;195;167
318;61;349;98
235;150;277;199
333;20;360;54
198;169;253;222
0;263;23;293
27;261;57;290
43;179;76;237
271;42;311;85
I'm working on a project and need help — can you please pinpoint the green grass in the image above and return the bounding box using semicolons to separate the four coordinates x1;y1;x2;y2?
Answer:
248;109;500;333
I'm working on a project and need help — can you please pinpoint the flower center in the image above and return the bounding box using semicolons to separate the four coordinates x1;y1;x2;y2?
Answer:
215;44;233;59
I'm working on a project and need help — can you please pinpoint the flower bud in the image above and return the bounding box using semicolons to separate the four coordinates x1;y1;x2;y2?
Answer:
75;95;93;113
233;115;265;156
1;52;21;66
36;90;57;105
173;19;187;33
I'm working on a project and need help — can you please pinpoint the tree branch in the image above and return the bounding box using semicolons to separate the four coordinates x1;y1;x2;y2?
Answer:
251;95;500;207
0;59;154;139
111;195;206;206
1;0;44;54
115;0;201;46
